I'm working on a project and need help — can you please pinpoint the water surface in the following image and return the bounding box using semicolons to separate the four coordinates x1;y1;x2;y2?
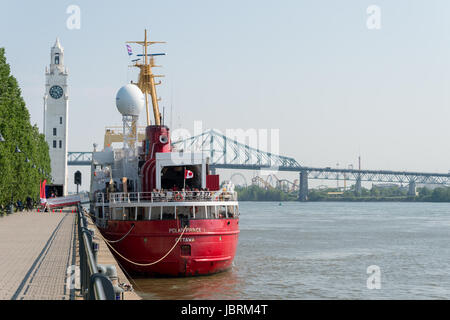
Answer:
132;201;450;299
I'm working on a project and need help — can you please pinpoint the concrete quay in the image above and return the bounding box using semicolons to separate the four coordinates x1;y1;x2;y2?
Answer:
0;209;76;300
0;208;141;300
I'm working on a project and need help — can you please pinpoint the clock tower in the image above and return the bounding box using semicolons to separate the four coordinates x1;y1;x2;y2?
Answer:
43;38;69;196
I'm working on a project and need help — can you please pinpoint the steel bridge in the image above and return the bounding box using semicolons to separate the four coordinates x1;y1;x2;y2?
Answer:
67;151;92;166
68;129;450;200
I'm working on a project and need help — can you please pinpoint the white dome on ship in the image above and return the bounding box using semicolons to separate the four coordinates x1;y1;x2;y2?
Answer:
115;84;144;116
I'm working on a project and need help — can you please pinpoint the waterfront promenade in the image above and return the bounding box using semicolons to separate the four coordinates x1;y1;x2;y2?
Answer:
0;209;76;300
0;208;141;300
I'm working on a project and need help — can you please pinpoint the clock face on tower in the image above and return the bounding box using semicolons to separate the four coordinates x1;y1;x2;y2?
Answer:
49;85;63;99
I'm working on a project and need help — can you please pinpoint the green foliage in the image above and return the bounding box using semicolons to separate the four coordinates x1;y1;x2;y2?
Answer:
236;184;450;202
428;187;450;202
0;47;51;206
236;185;297;201
309;185;450;202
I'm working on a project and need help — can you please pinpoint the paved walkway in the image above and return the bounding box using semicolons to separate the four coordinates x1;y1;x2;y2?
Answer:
0;209;76;300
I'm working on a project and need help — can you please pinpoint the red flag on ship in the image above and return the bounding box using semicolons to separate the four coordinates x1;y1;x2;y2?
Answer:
184;169;194;179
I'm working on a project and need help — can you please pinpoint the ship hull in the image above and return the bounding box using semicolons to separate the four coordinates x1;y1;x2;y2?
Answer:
97;218;239;277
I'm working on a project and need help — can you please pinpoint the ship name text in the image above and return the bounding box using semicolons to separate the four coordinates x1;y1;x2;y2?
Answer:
169;227;202;233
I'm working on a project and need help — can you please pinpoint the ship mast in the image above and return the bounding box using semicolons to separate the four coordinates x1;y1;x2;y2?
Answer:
126;29;165;126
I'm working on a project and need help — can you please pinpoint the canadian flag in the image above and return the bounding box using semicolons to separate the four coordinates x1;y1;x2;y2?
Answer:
185;169;194;179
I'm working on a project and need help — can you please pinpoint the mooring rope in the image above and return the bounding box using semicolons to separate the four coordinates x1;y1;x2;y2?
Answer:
102;224;135;243
96;225;188;267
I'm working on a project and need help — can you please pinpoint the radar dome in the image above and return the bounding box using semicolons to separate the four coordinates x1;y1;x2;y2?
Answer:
115;84;144;116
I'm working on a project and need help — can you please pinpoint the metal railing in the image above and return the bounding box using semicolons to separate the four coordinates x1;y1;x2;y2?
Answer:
77;204;115;300
96;190;238;204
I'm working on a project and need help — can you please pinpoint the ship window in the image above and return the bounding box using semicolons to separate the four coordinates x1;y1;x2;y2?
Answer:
207;205;216;219
162;206;175;220
143;207;150;220
136;207;145;220
176;206;191;219
218;205;227;218
227;206;236;218
104;207;110;219
123;207;134;220
195;206;207;219
151;206;161;220
180;245;191;256
114;207;124;220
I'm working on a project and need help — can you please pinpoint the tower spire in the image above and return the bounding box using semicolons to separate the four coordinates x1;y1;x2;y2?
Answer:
54;37;62;49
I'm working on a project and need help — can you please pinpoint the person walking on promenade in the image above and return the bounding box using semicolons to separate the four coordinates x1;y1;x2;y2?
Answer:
26;196;33;211
16;199;24;212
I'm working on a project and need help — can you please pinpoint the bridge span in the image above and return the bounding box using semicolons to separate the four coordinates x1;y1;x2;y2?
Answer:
68;130;450;200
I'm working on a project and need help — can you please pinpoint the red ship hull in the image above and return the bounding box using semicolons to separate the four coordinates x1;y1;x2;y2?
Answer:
98;218;239;276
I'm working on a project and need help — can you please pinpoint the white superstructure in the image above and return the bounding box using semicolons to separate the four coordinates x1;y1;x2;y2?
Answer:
43;38;69;196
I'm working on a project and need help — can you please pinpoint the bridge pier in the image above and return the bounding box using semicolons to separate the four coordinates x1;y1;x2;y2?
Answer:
298;170;308;201
355;176;362;196
408;181;416;196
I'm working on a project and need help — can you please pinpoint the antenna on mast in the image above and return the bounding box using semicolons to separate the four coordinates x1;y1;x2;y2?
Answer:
126;29;166;126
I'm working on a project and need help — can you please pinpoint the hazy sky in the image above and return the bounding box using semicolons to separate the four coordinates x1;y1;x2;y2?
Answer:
1;0;450;192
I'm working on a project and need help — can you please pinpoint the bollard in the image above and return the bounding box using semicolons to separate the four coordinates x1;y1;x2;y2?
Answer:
97;264;120;300
114;285;124;300
92;241;99;264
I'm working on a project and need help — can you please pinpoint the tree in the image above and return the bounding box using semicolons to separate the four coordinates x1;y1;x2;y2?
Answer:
0;47;51;206
431;187;450;202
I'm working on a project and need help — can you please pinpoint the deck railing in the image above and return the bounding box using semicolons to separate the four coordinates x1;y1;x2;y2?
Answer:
96;190;237;204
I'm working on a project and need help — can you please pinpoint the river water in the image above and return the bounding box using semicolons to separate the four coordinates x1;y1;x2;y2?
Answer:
131;201;450;299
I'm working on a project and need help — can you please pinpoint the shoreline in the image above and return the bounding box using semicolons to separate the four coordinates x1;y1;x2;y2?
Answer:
237;199;450;203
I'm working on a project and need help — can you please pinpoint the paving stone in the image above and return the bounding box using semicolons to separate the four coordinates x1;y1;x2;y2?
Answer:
0;210;76;300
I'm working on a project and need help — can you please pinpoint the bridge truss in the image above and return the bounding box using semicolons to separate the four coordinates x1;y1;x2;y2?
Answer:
171;129;301;171
68;130;450;188
67;152;92;166
302;167;450;185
